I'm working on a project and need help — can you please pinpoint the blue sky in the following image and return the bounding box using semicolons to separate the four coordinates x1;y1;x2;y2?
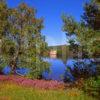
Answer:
7;0;88;46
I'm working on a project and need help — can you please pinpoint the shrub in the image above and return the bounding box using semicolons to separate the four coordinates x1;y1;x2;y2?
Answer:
64;58;97;82
83;76;100;99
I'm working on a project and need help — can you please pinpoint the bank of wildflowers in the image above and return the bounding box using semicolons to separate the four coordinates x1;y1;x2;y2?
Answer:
0;75;65;90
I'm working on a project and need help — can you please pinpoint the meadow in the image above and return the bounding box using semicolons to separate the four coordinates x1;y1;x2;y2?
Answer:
0;82;95;100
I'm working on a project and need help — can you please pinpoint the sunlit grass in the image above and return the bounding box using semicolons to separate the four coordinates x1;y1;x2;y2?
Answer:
0;83;96;100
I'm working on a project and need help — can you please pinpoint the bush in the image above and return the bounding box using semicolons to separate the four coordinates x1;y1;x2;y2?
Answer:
26;61;50;79
64;58;97;82
83;76;100;99
71;62;96;79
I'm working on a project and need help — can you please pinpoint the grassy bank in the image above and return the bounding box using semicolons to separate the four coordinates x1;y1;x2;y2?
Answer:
0;83;96;100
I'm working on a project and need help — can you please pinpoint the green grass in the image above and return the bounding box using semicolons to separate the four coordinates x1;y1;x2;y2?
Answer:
0;83;96;100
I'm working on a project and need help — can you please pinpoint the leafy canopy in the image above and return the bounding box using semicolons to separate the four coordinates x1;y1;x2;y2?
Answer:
0;1;49;78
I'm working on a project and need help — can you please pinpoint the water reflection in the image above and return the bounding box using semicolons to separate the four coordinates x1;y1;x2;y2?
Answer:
42;58;97;81
43;58;66;81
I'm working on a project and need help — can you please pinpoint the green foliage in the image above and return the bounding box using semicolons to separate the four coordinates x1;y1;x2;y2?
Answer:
0;1;49;78
62;15;77;34
62;15;79;58
80;0;100;57
27;60;50;79
62;0;100;58
83;76;100;98
0;0;9;38
82;0;100;30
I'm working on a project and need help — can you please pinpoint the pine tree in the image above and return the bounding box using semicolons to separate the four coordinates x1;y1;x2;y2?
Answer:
62;0;100;58
81;0;100;57
82;0;100;30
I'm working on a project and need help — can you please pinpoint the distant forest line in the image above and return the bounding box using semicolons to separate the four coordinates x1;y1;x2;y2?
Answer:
49;45;100;60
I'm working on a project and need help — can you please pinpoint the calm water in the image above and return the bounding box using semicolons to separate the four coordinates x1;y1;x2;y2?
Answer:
42;58;67;81
42;58;97;81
